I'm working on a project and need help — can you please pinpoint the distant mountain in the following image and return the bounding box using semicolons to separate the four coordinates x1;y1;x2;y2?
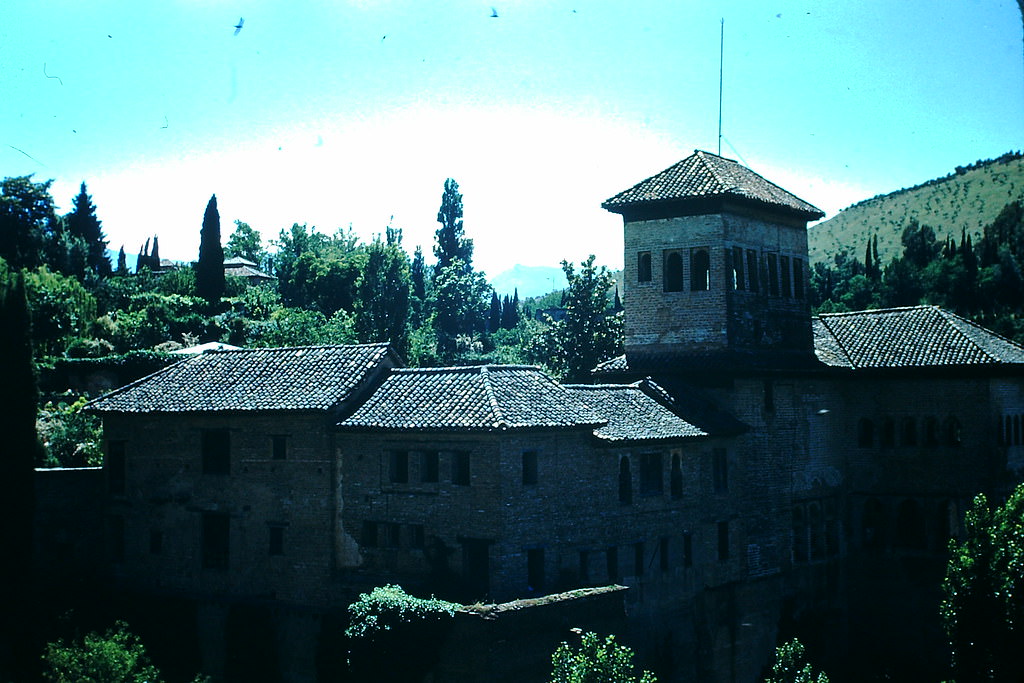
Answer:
809;152;1024;266
490;264;567;298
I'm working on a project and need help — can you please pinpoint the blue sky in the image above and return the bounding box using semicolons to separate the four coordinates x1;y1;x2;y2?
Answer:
2;1;1022;276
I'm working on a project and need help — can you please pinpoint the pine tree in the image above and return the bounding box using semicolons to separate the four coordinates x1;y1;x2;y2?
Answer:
197;194;225;303
66;182;110;277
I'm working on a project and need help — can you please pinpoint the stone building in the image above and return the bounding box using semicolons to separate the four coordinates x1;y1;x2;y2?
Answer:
83;150;1024;682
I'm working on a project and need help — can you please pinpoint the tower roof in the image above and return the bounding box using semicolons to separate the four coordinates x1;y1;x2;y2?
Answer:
602;150;824;220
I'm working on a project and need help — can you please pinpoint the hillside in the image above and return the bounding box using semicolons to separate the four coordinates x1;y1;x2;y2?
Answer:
808;152;1024;266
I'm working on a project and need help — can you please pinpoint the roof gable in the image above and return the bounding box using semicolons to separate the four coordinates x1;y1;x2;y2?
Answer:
602;150;823;220
339;365;605;432
86;343;399;414
564;380;710;443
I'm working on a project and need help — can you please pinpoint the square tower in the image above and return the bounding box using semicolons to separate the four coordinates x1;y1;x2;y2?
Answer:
603;151;824;366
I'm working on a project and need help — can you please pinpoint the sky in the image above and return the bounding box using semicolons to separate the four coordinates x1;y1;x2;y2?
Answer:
2;1;1023;277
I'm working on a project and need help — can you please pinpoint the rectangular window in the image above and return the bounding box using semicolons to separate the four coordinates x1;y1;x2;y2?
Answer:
389;450;409;484
410;524;425;549
384;523;401;548
269;525;285;556
201;429;230;475
527;548;545;592
767;254;780;296
731;246;745;290
660;537;670;572
780;255;791;297
271;435;287;460
420;450;439;483
746;250;759;292
637;251;652;283
639;452;662;495
522;450;538;486
634;541;645;577
606;546;619;582
202;512;229;570
452;451;471;486
712;448;728;493
107;440;126;494
149;529;163;555
792;258;805;298
361;521;378;548
683;532;693;568
717;521;730;561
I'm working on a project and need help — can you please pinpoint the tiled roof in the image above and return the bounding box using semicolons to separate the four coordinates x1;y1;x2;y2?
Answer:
338;365;605;432
814;306;1024;369
602;150;824;219
86;343;397;413
564;380;709;442
225;264;276;280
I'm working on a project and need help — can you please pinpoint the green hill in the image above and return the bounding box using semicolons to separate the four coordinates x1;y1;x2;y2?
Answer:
808;152;1024;266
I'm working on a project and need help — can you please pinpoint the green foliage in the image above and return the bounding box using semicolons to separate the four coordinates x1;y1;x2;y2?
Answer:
236;283;282;320
431;258;489;364
245;307;355;347
42;621;165;683
272;224;364;314
549;631;657;683
66;181;111;278
106;293;216;351
941;484;1024;682
196;194;224;303
37;394;103;468
433;178;473;279
532;256;623;381
153;265;197;297
0;175;60;271
763;639;829;683
354;230;411;355
225;219;269;269
345;584;457;640
24;266;98;358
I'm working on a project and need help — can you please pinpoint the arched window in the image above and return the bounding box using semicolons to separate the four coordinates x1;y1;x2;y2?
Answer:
618;456;632;504
945;417;962;446
901;417;917;447
896;499;927;550
731;246;744;290
664;252;684;292
670;451;683;500
880;417;896;448
857;418;874;448
637;252;652;283
924;417;939;447
690;248;710;291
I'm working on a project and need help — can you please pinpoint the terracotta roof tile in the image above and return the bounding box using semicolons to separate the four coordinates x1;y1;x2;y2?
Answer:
602;150;823;219
85;343;397;413
564;381;709;442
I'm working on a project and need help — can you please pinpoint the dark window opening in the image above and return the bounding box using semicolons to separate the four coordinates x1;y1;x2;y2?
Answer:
717;521;730;561
522;450;538;486
410;524;425;549
640;452;662;495
269;525;284;556
420;450;439;483
690;248;710;291
670;451;683;500
618;457;632;504
527;548;545;593
634;541;645;577
452;451;471;485
767;254;780;296
389;450;409;483
925;417;940;447
107;440;126;494
637;252;652;283
384;523;401;548
793;258;805;298
664;252;684;292
149;529;163;555
461;538;490;600
361;521;378;548
271;435;287;461
202;512;229;570
659;537;670;572
712;448;728;494
857;418;874;448
606;546;619;582
202;429;230;475
901;417;917;447
683;532;693;568
731;246;745;290
880;418;896;448
780;256;791;297
946;417;962;446
746;250;760;292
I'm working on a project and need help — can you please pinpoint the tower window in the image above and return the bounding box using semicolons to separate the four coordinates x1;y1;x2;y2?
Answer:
746;250;760;292
637;252;652;283
690;248;710;291
731;246;745;290
664;252;684;292
780;255;791;297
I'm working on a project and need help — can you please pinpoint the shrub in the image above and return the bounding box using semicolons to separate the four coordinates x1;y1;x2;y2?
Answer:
549;630;657;683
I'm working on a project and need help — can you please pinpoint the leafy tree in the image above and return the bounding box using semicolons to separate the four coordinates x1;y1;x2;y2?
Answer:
273;224;363;314
226;220;267;268
245;307;355;347
354;230;411;354
433;178;473;280
196;195;225;303
549;631;656;683
763;638;829;683
902;220;941;269
941;484;1024;682
66;181;111;277
24;266;98;358
411;245;427;301
0;175;60;271
36;395;103;467
431;257;489;364
533;256;623;381
42;621;169;683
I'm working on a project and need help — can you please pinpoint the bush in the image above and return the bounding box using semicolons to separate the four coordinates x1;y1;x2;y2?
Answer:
42;621;164;683
549;630;656;683
763;638;829;683
36;394;103;468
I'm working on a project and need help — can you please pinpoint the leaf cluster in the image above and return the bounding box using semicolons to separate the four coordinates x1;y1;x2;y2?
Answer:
345;584;457;640
549;631;657;683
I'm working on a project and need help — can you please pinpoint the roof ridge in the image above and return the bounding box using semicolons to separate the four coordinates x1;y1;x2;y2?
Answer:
815;316;858;369
936;308;1024;362
478;366;508;428
816;304;936;319
696;150;729;192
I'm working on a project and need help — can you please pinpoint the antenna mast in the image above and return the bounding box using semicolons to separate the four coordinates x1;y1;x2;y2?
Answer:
718;18;724;156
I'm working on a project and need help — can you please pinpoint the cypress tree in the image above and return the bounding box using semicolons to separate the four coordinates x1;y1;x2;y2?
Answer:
116;246;128;275
411;246;427;301
864;237;873;276
488;291;501;333
150;235;160;270
197;194;225;303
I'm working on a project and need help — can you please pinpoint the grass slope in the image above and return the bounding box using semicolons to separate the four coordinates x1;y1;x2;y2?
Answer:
808;153;1024;266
